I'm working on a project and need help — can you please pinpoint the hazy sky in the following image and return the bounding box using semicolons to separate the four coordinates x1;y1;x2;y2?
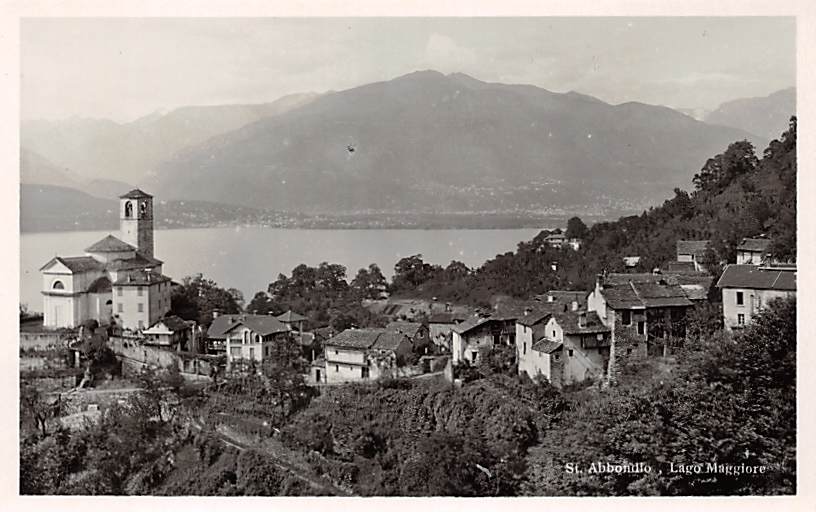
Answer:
21;17;795;122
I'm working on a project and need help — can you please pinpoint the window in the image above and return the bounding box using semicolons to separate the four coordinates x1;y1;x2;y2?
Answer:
737;314;745;326
334;349;339;355
117;288;123;297
243;330;249;345
249;348;255;359
124;201;133;218
637;321;645;335
229;347;241;357
335;365;339;372
138;321;143;330
52;280;64;290
552;330;556;338
361;367;370;379
736;291;744;306
255;334;261;343
137;303;144;313
523;342;527;355
622;310;631;325
568;349;574;357
137;287;143;297
554;354;560;361
117;303;123;313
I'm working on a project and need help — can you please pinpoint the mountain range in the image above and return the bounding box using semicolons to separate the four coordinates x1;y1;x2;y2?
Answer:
21;71;795;230
705;87;796;140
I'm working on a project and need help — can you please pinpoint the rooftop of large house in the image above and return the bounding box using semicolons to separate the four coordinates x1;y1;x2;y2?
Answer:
716;264;796;291
386;321;424;337
551;311;610;335
676;240;710;258
207;313;291;338
601;277;694;310
145;315;193;333
738;237;772;253
427;312;469;324
325;328;407;351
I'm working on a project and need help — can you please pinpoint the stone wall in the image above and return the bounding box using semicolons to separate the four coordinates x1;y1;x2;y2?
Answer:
20;331;71;351
110;335;217;381
53;387;144;416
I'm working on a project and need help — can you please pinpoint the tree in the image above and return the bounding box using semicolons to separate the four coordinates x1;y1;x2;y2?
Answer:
350;264;388;300
246;291;274;315
565;216;588;240
260;335;314;424
170;274;242;327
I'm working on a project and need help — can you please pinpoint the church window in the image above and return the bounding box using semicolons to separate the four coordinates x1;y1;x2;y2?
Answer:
137;287;143;297
124;201;133;218
52;280;64;290
137;303;144;313
117;288;123;297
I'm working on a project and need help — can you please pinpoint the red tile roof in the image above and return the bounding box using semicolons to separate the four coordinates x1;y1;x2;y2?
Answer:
602;279;693;310
676;240;710;258
325;328;409;351
386;321;424;337
105;253;164;271
223;315;291;336
716;264;796;291
531;340;562;353
738;238;772;253
552;311;610;335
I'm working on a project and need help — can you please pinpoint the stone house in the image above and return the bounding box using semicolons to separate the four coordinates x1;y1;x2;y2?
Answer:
736;237;771;265
587;273;693;356
142;315;196;351
386;321;430;354
323;328;412;384
716;264;796;331
427;312;468;352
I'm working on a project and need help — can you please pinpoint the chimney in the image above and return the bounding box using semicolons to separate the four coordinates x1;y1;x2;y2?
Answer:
212;310;220;319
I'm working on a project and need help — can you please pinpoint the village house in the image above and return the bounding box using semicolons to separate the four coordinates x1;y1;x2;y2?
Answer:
515;309;554;363
452;306;522;365
622;256;641;268
427;312;468;352
322;328;413;384
736;237;771;265
676;240;711;272
587;273;693;356
141;315;196;352
716;264;796;331
221;314;293;371
40;189;171;330
543;232;581;250
518;311;611;386
386;321;431;354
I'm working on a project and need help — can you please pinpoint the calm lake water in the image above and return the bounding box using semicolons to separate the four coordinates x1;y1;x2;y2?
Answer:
20;227;543;313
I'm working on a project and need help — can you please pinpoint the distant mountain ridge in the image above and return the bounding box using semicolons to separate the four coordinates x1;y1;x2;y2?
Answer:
149;70;764;213
705;87;795;140
21;92;319;184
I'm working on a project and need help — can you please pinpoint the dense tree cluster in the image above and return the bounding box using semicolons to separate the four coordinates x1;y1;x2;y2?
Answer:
170;273;243;327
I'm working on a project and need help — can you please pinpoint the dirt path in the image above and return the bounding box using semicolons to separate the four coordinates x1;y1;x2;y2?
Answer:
189;418;354;496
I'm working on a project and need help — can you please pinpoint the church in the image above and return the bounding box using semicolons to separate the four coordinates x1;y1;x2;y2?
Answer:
39;189;173;331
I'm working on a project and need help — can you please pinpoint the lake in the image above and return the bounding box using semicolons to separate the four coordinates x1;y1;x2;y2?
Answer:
20;226;544;313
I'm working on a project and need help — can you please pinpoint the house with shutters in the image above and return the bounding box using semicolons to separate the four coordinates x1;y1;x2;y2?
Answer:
587;273;693;356
39;189;171;330
322;328;412;384
716;264;796;331
220;314;293;371
517;310;611;387
736;237;772;265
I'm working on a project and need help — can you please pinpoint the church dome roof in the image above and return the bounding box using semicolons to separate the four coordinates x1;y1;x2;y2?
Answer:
119;188;153;199
85;235;136;253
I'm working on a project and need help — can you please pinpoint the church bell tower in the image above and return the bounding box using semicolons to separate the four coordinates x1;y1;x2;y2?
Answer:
119;189;154;259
